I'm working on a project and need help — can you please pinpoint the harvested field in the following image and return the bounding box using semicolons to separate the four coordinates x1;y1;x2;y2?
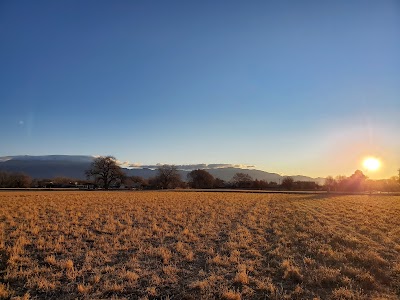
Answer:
0;191;399;299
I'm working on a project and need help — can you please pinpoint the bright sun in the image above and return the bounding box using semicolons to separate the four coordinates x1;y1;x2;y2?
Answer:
363;157;380;171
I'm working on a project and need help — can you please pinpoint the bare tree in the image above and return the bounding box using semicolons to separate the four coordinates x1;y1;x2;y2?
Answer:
156;165;182;189
187;169;215;189
335;175;347;191
281;176;294;190
398;168;400;184
123;176;147;190
85;156;124;189
253;179;268;190
0;171;32;188
213;177;226;188
324;176;336;192
232;172;253;188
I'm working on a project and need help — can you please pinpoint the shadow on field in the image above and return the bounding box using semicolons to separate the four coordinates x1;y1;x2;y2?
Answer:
0;249;8;283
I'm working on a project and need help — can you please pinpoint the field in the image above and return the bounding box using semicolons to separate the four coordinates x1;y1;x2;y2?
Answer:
0;191;399;299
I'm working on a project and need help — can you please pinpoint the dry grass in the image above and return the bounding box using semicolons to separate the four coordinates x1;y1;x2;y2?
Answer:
0;191;399;299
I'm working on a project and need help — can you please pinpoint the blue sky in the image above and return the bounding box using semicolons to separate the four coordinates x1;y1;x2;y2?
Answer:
1;0;399;178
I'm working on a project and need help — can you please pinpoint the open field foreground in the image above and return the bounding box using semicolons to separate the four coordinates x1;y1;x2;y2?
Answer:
0;192;399;299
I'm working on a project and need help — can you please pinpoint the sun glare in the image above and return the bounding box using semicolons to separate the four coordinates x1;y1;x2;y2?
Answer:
363;157;380;171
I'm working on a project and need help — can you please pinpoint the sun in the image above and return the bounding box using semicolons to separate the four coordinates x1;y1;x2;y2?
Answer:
363;157;380;171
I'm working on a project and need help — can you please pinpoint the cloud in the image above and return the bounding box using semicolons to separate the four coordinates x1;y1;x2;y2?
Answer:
90;156;141;168
206;164;256;169
120;161;141;168
127;163;256;170
115;160;141;168
89;158;256;170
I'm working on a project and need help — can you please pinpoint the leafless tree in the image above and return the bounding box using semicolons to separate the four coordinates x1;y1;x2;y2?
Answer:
232;172;253;188
85;156;124;189
281;176;294;190
156;165;182;189
187;169;215;189
0;171;32;188
324;176;336;192
398;168;400;184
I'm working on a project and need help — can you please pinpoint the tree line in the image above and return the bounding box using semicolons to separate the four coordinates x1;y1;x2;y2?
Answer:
84;156;400;192
1;156;399;192
0;171;32;188
84;156;322;190
324;170;400;193
0;171;93;189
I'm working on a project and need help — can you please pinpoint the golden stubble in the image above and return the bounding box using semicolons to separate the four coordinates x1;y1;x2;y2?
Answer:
0;191;399;299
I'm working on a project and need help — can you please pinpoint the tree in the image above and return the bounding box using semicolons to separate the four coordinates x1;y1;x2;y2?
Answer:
123;176;147;190
324;176;337;192
0;171;32;188
232;172;253;188
85;156;124;189
348;170;367;192
187;169;215;189
213;177;226;188
281;176;294;190
52;177;78;187
398;168;400;184
252;179;268;190
269;181;277;186
387;176;400;192
155;165;182;189
335;175;347;191
294;181;319;190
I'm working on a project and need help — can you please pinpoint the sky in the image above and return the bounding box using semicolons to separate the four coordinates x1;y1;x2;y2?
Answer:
1;0;399;179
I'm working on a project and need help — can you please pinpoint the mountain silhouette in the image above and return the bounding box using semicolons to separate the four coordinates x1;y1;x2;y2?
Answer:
0;155;325;184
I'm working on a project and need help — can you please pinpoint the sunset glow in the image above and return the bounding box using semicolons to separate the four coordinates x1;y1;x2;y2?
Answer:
363;157;381;171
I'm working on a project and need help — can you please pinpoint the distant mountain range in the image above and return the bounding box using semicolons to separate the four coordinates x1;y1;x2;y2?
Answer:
0;155;325;184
